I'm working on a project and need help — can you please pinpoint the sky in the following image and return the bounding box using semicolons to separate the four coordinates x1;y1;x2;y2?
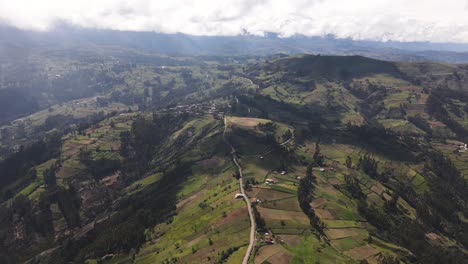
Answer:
1;0;468;43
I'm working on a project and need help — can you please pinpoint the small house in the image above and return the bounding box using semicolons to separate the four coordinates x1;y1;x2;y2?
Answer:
264;233;274;244
265;178;278;184
234;193;244;199
280;171;286;175
458;143;467;152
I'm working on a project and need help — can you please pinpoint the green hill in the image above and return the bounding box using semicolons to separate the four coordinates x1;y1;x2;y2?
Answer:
0;54;467;264
269;54;402;81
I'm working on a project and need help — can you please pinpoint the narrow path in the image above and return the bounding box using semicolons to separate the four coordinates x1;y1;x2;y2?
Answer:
223;117;256;264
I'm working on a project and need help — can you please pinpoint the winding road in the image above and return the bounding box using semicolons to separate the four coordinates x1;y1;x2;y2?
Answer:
223;117;256;264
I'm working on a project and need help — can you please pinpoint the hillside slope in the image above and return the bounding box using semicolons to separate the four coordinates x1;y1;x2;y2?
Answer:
0;54;467;264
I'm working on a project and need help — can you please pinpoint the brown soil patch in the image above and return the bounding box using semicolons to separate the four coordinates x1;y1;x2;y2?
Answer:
212;206;248;228
323;186;339;194
79;139;93;145
311;198;327;208
344;245;379;260
443;144;460;151
326;228;361;239
228;116;269;128
101;173;120;186
63;148;80;157
425;232;440;241
278;235;301;247
257;207;309;223
314;209;334;219
370;185;384;195
382;193;392;201
255;245;291;264
255;245;280;264
110;142;120;151
56;166;78;178
328;178;341;185
367;193;382;206
65;142;83;148
416;96;427;104
365;254;384;264
425;232;457;247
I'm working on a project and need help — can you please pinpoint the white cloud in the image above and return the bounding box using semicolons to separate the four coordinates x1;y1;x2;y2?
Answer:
1;0;468;42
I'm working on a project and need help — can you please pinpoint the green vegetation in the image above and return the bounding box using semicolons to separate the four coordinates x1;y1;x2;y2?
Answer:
1;54;467;263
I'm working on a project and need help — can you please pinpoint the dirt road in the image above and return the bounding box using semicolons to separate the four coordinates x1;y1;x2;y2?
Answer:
223;117;256;264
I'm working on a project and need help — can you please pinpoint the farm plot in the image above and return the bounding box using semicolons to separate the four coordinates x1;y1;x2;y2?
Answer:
261;197;302;211
331;237;366;251
257;207;310;233
252;188;296;201
226;116;271;128
433;140;468;179
343;245;380;260
311;198;327;208
315;209;334;219
322;219;363;229
254;245;292;264
258;207;309;223
325;228;367;240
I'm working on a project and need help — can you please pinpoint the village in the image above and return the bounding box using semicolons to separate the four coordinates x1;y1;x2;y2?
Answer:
159;101;228;120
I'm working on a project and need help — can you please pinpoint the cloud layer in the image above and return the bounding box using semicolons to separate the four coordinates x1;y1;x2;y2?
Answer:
1;0;468;42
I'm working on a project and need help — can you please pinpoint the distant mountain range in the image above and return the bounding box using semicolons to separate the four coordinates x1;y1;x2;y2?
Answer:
2;24;468;63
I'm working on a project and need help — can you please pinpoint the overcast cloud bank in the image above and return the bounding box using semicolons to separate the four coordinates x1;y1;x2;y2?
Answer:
1;0;468;43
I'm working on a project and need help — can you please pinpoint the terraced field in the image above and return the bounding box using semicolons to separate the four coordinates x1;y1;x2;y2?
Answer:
432;140;468;179
134;157;252;264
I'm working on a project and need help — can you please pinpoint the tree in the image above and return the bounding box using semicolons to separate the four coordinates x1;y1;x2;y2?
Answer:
358;154;378;179
345;156;352;169
313;140;324;166
12;194;32;217
43;168;56;187
27;168;37;180
344;172;364;199
282;129;292;142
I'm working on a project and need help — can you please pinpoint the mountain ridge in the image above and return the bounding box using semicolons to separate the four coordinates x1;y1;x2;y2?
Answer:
3;24;468;63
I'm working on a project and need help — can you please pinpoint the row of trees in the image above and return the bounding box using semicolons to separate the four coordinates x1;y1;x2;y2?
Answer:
297;163;325;237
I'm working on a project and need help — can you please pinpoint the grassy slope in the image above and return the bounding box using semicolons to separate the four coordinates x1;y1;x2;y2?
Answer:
3;55;468;263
